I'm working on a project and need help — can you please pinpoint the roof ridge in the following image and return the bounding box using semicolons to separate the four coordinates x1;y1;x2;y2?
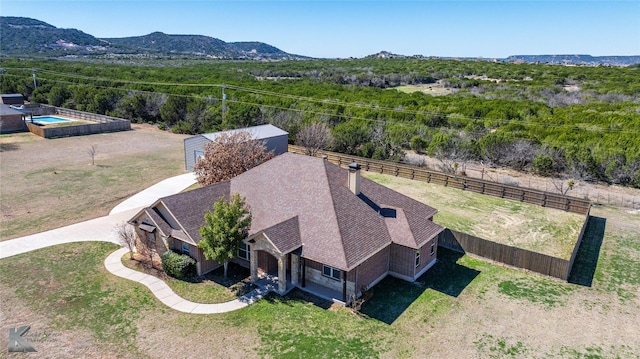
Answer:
323;160;350;270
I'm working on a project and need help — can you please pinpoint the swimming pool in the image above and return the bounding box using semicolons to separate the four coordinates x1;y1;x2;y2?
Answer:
33;116;72;125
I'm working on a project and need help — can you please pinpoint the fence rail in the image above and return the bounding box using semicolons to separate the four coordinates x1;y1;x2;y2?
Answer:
53;107;126;124
438;229;573;280
288;146;592;281
25;106;131;138
289;145;591;215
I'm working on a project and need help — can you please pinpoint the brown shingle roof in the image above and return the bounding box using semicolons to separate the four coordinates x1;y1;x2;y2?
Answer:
259;216;302;254
137;153;443;270
145;208;172;237
160;181;230;243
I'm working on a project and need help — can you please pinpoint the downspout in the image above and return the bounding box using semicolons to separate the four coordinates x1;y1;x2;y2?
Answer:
342;271;347;303
301;258;306;287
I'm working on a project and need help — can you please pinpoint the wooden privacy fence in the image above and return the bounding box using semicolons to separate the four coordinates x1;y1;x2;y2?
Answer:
26;106;131;138
438;229;575;280
289;145;591;215
566;205;592;278
289;146;593;280
27;120;130;138
53;107;128;124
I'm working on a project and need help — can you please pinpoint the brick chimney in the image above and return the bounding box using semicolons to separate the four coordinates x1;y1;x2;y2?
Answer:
348;162;361;195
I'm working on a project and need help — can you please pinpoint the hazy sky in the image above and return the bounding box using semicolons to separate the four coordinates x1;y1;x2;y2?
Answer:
2;1;639;58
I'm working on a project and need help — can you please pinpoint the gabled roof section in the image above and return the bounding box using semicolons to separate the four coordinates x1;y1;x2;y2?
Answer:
260;216;302;255
358;176;443;248
160;181;230;243
144;208;172;237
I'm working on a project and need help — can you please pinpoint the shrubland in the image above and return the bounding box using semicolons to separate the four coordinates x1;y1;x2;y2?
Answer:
1;57;638;187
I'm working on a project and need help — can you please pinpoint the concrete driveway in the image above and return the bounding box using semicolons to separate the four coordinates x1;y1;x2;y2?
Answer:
0;172;274;314
0;172;196;259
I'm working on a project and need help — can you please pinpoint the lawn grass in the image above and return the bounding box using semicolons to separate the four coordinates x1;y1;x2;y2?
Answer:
0;242;392;358
364;172;585;259
0;242;154;357
122;253;253;303
1;213;638;358
0;128;187;240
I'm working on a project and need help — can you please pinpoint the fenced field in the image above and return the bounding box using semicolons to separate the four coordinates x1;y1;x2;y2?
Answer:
289;146;592;280
289;145;591;215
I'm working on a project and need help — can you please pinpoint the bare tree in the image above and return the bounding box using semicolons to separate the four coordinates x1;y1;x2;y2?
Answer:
295;122;334;156
114;222;137;259
193;131;274;186
87;144;98;165
551;178;575;195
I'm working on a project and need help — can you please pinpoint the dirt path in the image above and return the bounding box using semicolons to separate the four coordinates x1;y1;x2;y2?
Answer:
405;151;640;209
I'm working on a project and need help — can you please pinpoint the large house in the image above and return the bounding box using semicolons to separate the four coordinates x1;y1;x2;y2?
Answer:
129;153;444;303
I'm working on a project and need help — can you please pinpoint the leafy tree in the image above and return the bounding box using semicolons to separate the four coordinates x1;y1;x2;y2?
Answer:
160;95;188;127
409;135;428;153
198;194;252;278
48;85;70;107
193;131;274;186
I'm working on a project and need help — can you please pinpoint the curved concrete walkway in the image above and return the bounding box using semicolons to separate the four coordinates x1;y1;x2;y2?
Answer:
1;172;273;314
106;248;272;313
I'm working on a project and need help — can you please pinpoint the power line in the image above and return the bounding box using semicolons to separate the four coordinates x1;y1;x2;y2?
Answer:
3;68;639;134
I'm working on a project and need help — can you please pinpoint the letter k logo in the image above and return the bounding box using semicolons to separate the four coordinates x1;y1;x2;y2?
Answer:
8;326;37;352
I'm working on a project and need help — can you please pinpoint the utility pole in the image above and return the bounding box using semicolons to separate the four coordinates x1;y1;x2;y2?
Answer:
221;86;226;124
32;69;37;90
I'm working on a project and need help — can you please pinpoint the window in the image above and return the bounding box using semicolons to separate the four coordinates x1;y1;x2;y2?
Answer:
322;265;341;280
238;242;250;261
415;250;421;268
430;241;435;256
194;150;205;163
182;242;190;255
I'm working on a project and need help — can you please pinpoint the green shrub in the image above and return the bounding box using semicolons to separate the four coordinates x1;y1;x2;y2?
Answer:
532;154;554;176
409;136;428;153
161;249;197;278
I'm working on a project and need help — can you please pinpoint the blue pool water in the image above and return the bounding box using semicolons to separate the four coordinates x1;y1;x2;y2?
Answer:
34;116;71;124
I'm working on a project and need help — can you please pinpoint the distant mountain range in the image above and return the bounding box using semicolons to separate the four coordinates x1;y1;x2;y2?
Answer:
2;16;639;65
505;54;640;66
366;52;640;66
0;16;305;60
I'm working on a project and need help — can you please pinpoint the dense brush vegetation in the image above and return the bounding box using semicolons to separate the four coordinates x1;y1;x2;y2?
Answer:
1;57;639;187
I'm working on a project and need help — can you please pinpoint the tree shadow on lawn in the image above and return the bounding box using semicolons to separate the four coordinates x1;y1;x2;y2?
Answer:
568;215;606;287
360;248;480;325
0;143;19;152
182;262;256;296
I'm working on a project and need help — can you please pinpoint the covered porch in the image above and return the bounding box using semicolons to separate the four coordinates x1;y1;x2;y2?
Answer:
246;229;302;295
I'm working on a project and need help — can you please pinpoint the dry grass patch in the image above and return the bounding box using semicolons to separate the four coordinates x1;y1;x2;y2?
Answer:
393;83;453;96
364;172;584;259
0;125;188;240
